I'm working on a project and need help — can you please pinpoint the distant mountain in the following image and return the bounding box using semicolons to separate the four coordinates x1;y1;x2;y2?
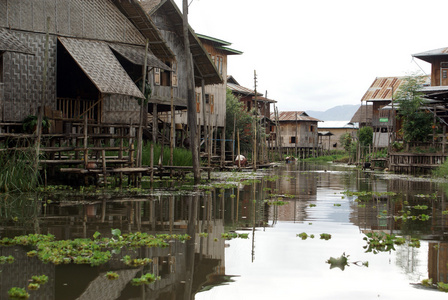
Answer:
306;104;360;121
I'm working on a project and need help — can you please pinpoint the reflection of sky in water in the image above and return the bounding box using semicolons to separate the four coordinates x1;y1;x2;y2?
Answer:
197;222;438;300
196;165;445;300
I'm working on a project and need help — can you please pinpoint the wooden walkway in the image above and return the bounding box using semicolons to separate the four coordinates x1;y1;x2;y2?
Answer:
389;152;447;174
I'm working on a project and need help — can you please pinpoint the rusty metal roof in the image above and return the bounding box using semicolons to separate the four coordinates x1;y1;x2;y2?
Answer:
270;111;321;122
361;76;405;102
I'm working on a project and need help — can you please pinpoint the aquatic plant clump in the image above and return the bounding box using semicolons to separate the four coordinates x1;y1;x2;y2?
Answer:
8;287;30;299
0;255;14;264
0;231;191;267
363;232;420;254
326;253;368;271
105;272;119;280
131;273;160;286
221;232;249;240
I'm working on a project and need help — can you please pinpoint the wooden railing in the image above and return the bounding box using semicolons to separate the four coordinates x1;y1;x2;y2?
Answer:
57;97;101;121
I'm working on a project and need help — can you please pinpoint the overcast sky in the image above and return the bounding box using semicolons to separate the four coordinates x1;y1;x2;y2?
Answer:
173;0;447;112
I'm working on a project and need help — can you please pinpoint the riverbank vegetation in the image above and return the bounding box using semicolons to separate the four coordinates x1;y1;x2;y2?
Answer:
0;149;40;193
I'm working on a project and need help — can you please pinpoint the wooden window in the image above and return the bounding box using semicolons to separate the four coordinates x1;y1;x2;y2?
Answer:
309;126;314;132
443;70;447;79
171;61;178;87
290;136;296;143
196;93;201;113
154;68;160;85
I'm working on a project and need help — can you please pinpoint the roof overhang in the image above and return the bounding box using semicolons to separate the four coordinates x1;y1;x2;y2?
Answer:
413;47;448;64
59;37;145;99
145;0;223;86
112;0;174;60
108;43;171;70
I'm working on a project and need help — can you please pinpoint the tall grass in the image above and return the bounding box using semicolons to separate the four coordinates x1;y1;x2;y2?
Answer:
0;149;40;192
141;143;192;166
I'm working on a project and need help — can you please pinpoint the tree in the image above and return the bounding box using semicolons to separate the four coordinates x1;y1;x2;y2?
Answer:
358;126;372;147
395;75;432;143
225;89;256;154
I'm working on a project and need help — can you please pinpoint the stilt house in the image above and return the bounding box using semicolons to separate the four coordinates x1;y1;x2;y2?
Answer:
0;0;176;130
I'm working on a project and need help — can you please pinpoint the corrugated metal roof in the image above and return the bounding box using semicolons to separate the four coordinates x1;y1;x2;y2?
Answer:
59;37;145;99
318;121;358;129
0;28;34;55
361;76;404;102
270;111;321;122
108;42;171;70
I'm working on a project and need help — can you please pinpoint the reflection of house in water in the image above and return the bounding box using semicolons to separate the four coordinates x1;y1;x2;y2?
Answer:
429;242;448;283
0;192;230;299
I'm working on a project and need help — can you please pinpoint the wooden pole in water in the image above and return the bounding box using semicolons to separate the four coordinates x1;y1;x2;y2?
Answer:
221;115;226;168
237;131;241;169
170;87;174;167
232;110;236;164
151;104;157;184
183;0;200;183
35;17;50;175
253;70;257;170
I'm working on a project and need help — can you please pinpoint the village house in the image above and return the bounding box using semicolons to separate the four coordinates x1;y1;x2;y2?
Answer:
318;121;358;152
350;104;373;128
413;48;448;124
271;111;320;157
227;75;276;140
141;0;240;155
0;0;178;130
358;77;405;149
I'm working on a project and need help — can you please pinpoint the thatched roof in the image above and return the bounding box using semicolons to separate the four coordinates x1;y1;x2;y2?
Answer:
59;37;145;98
350;105;373;124
140;0;223;86
112;0;174;59
108;42;171;70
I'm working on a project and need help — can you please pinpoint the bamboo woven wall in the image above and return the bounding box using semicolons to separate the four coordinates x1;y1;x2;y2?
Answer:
103;94;140;124
2;32;57;122
1;0;145;45
0;0;150;123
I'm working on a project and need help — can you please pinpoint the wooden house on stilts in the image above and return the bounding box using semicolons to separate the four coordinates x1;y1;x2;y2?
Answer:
0;0;225;182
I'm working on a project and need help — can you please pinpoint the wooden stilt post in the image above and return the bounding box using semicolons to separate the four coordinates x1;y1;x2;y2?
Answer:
151;104;157;185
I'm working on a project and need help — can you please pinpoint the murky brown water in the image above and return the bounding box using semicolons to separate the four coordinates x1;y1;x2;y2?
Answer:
1;162;448;299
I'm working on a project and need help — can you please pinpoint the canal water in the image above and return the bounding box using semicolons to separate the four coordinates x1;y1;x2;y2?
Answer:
1;162;448;299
